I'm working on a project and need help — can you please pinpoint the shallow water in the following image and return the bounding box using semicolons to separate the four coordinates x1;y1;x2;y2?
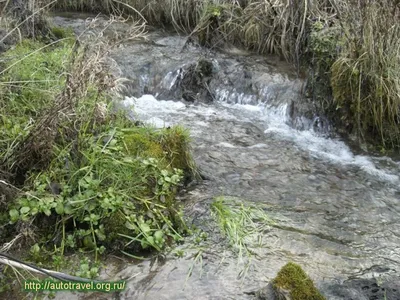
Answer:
52;14;400;300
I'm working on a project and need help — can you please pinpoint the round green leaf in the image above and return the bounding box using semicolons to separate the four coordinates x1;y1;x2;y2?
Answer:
20;206;31;214
55;203;64;215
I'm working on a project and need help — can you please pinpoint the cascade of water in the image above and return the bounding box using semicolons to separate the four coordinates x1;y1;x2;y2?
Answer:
123;91;399;185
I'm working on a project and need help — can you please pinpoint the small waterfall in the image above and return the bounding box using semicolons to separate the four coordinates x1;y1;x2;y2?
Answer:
120;62;400;186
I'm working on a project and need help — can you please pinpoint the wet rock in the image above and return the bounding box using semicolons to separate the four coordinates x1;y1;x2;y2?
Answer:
175;59;216;103
327;277;400;300
0;41;6;53
255;283;276;300
253;283;292;300
308;175;317;181
289;96;332;135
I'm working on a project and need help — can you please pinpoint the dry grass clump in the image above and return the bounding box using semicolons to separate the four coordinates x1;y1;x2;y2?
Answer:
1;0;57;41
50;0;116;13
330;0;400;148
48;0;334;64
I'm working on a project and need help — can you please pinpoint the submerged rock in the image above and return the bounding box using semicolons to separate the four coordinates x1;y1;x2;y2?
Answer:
327;277;400;300
255;283;277;300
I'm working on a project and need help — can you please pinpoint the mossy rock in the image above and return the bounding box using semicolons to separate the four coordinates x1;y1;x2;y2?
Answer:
102;212;132;248
50;26;75;40
273;262;325;300
123;132;165;159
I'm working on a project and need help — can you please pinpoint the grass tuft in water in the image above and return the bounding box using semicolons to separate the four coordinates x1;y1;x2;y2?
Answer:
211;196;273;279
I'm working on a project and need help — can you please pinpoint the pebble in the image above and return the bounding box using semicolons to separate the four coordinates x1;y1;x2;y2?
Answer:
308;175;317;181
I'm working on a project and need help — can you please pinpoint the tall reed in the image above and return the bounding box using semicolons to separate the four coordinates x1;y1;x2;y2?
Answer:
331;0;400;148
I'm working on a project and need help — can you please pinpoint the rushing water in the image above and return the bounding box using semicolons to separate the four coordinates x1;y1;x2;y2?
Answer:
52;14;400;300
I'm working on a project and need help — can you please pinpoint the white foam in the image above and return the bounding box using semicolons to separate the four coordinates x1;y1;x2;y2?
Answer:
161;70;182;90
217;100;399;184
146;117;169;128
232;103;262;112
248;143;269;149
262;105;399;184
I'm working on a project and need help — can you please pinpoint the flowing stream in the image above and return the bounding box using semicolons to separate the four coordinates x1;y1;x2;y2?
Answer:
52;14;400;300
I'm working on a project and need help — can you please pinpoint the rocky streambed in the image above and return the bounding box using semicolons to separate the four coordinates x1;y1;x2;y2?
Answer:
52;14;400;300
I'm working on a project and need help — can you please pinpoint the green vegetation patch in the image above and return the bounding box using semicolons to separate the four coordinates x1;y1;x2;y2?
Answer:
0;27;196;269
273;262;325;300
8;127;190;258
211;196;274;252
0;38;74;159
304;20;341;124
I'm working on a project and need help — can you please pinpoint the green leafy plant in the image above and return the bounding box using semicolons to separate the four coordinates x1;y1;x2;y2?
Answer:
1;14;195;277
75;258;100;279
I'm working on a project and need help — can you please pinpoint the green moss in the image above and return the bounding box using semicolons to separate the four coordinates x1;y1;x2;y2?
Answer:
121;126;197;177
50;26;75;40
273;262;325;300
103;212;130;243
305;22;341;108
308;23;341;67
123;130;165;160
